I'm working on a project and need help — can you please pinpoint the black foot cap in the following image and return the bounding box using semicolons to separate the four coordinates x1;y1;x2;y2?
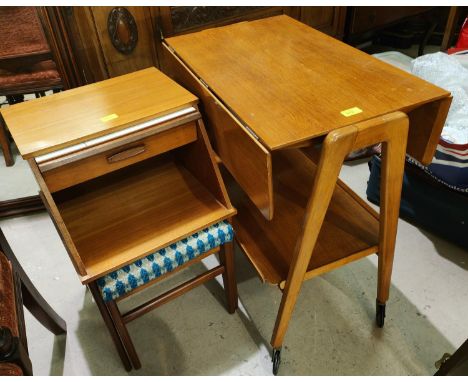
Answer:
376;301;386;328
272;348;282;375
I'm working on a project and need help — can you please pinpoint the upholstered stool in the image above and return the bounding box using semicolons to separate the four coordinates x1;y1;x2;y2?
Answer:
87;220;237;370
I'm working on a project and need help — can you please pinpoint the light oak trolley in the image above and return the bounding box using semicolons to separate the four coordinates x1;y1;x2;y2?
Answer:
163;15;452;375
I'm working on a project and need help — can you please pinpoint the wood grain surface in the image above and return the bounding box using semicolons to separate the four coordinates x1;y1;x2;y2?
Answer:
43;122;197;192
228;148;379;285
166;15;449;157
53;155;235;283
3;67;198;158
163;42;274;219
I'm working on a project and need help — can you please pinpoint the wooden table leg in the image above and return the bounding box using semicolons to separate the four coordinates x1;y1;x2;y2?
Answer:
375;117;409;327
268;112;409;374
270;126;358;374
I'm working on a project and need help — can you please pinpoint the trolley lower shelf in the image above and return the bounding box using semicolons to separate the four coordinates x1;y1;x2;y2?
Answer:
228;149;379;288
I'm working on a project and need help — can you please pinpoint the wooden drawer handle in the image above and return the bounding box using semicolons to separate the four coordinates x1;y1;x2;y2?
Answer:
107;145;146;163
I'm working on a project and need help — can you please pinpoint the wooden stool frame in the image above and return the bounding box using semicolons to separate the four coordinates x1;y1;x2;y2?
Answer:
3;68;240;372
87;241;237;371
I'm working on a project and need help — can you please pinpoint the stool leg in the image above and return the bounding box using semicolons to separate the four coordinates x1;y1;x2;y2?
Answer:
0;116;14;167
21;278;67;335
219;241;238;314
106;301;142;370
88;282;132;372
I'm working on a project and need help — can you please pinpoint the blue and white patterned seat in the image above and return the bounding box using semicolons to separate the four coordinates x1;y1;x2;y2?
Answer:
97;220;234;302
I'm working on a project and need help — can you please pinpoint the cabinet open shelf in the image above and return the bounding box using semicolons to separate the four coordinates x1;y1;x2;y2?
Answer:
228;149;379;287
53;154;235;283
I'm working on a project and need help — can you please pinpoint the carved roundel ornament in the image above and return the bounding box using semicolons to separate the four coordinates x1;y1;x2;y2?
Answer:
107;7;138;55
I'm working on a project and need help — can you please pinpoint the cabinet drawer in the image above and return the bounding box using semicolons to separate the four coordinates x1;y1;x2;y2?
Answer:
42;122;197;193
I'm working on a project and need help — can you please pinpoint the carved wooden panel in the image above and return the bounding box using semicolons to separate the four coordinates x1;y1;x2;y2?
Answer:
160;6;289;37
171;6;264;33
107;7;138;55
91;6;158;77
160;6;345;40
43;6;346;87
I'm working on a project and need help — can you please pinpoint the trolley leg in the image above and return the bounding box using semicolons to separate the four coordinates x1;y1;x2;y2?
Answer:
272;347;282;375
376;129;407;327
376;300;386;328
270;127;357;375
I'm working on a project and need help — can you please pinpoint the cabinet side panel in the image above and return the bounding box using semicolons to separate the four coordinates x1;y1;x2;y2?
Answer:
175;119;233;209
28;159;87;276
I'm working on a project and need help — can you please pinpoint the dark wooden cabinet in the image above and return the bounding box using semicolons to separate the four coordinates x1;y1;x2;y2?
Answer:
299;6;346;39
90;7;159;78
347;6;432;35
39;6;347;89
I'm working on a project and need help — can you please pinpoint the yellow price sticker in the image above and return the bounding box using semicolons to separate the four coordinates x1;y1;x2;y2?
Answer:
100;113;119;122
340;107;363;117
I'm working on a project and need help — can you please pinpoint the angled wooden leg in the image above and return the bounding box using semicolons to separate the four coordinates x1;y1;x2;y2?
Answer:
349;111;409;327
269;112;409;374
106;300;142;370
0;229;66;335
20;282;66;335
88;282;132;372
0;114;14;167
271;126;358;353
376;117;409;323
219;241;238;314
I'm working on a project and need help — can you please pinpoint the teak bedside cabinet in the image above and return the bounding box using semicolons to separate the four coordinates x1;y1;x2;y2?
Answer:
163;15;452;374
3;67;238;371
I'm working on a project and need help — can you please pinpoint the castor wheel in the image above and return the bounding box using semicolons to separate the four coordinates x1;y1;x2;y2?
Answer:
376;300;386;328
272;348;282;375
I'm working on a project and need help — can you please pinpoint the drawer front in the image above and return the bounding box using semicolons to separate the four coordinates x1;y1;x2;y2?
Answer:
43;122;197;193
163;43;274;220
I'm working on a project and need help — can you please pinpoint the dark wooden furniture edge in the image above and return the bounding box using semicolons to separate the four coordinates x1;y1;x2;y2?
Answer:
0;229;67;336
435;338;468;375
0;196;45;219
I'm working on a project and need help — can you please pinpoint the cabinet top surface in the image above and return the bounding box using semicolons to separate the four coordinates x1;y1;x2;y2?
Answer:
2;67;198;158
166;15;450;150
